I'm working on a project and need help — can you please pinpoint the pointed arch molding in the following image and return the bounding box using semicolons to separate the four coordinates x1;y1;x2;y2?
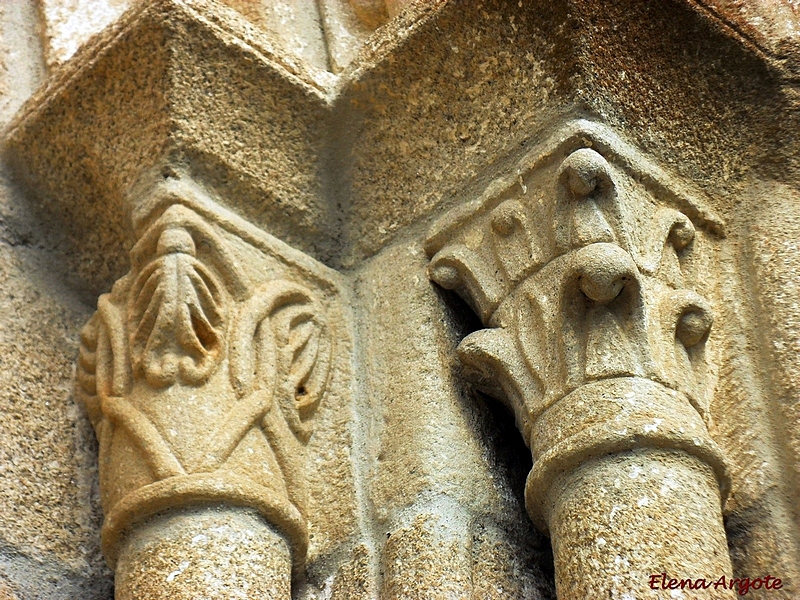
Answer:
75;177;345;570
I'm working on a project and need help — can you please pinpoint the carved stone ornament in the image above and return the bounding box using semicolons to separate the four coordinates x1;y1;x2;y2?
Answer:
75;178;338;571
426;121;733;588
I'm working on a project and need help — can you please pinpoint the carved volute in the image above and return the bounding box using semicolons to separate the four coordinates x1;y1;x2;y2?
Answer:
427;121;735;598
5;0;800;596
75;180;338;579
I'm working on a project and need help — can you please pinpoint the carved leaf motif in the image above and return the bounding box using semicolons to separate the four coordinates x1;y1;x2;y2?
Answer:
128;227;226;387
458;326;537;443
76;285;185;484
76;317;100;419
557;148;635;256
273;299;330;420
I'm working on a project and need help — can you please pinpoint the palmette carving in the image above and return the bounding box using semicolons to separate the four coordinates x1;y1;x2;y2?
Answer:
128;224;227;388
76;193;333;568
426;122;730;530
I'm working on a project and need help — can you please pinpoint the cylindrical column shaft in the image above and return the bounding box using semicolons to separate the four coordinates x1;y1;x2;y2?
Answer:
425;133;738;599
547;448;734;599
525;378;734;598
115;506;291;600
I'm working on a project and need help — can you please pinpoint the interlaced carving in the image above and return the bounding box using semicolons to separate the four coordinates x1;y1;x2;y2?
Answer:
76;193;333;568
426;122;730;530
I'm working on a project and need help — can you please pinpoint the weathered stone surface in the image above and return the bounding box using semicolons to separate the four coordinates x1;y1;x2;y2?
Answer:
37;0;130;67
549;449;733;599
0;6;114;592
1;1;800;598
355;239;554;598
115;506;291;600
0;579;19;600
425;121;735;597
748;183;800;507
692;0;800;76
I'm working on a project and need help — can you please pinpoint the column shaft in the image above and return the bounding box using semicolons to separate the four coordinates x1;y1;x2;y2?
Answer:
115;506;291;600
548;449;734;599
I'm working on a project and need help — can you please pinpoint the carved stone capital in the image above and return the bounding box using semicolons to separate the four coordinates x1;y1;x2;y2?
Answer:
75;179;340;570
426;121;731;530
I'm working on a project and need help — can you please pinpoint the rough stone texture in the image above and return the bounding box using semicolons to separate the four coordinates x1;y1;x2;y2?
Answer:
425;118;734;596
355;239;554;597
115;506;291;600
692;0;800;76
326;543;375;599
37;0;130;67
0;580;20;600
0;194;108;587
709;236;800;598
748;183;800;516
0;2;114;598
0;2;45;124
0;0;799;599
217;0;329;71
549;449;734;599
35;0;417;75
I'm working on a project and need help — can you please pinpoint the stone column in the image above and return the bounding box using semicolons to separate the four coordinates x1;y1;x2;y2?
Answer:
532;381;732;598
114;506;291;600
74;178;338;598
427;122;735;599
